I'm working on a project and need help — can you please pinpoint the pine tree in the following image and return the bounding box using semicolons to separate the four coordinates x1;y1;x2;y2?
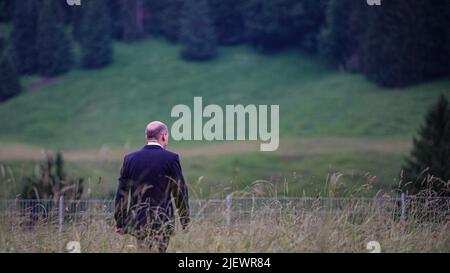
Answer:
208;0;245;46
10;0;38;74
36;0;73;77
243;0;306;51
318;0;348;65
56;0;71;25
120;0;146;42
0;0;13;22
108;0;125;40
0;46;22;102
80;0;113;69
401;95;450;196
298;0;328;53
318;0;367;69
145;0;167;36
22;152;84;200
361;0;450;87
69;2;84;43
180;0;217;61
162;0;184;42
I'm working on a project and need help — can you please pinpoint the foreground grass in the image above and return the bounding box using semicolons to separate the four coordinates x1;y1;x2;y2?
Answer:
1;201;449;253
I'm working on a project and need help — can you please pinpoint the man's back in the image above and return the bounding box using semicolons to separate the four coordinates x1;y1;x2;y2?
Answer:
114;145;189;232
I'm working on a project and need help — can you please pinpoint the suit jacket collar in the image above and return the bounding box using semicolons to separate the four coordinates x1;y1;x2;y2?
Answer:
143;145;163;150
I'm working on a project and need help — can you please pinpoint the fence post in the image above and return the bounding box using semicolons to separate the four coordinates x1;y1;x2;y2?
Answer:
400;192;406;222
226;194;231;227
251;195;255;220
58;195;64;232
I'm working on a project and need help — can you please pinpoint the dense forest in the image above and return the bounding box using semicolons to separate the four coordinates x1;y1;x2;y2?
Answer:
1;0;450;101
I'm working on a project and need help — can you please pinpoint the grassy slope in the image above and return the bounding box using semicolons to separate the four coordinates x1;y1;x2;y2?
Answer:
0;39;449;148
0;39;449;198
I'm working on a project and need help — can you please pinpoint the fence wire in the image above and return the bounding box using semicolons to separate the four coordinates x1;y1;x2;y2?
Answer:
1;196;449;227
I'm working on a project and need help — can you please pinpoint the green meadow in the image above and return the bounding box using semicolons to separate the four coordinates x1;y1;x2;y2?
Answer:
0;39;449;198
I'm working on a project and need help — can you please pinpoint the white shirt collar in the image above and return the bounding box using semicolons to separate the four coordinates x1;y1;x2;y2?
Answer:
147;141;162;148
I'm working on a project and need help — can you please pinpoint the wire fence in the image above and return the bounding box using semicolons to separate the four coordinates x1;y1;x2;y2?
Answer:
1;195;450;228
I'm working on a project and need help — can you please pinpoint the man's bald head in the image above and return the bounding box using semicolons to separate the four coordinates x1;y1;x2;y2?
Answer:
145;121;169;148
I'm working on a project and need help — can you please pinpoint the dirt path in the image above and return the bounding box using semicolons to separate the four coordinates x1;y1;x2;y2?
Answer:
0;138;411;162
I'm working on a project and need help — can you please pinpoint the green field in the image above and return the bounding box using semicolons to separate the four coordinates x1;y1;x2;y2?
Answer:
0;39;449;198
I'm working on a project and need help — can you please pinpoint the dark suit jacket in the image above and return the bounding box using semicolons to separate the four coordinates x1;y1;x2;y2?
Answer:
114;145;189;233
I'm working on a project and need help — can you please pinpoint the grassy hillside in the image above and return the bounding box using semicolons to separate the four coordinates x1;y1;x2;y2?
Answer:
0;39;449;198
0;39;449;149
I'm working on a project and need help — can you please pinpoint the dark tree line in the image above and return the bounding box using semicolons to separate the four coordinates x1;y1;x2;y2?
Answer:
8;0;114;75
361;0;450;87
180;0;217;61
1;0;450;102
320;0;450;88
209;0;245;46
10;0;39;75
80;0;113;69
36;0;73;77
243;0;328;52
0;39;21;102
0;0;13;22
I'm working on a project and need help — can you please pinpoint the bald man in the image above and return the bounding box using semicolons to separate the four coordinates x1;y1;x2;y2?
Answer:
114;121;190;253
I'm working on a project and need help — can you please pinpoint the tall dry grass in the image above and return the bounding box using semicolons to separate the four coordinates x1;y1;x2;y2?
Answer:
1;199;449;253
0;173;449;253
